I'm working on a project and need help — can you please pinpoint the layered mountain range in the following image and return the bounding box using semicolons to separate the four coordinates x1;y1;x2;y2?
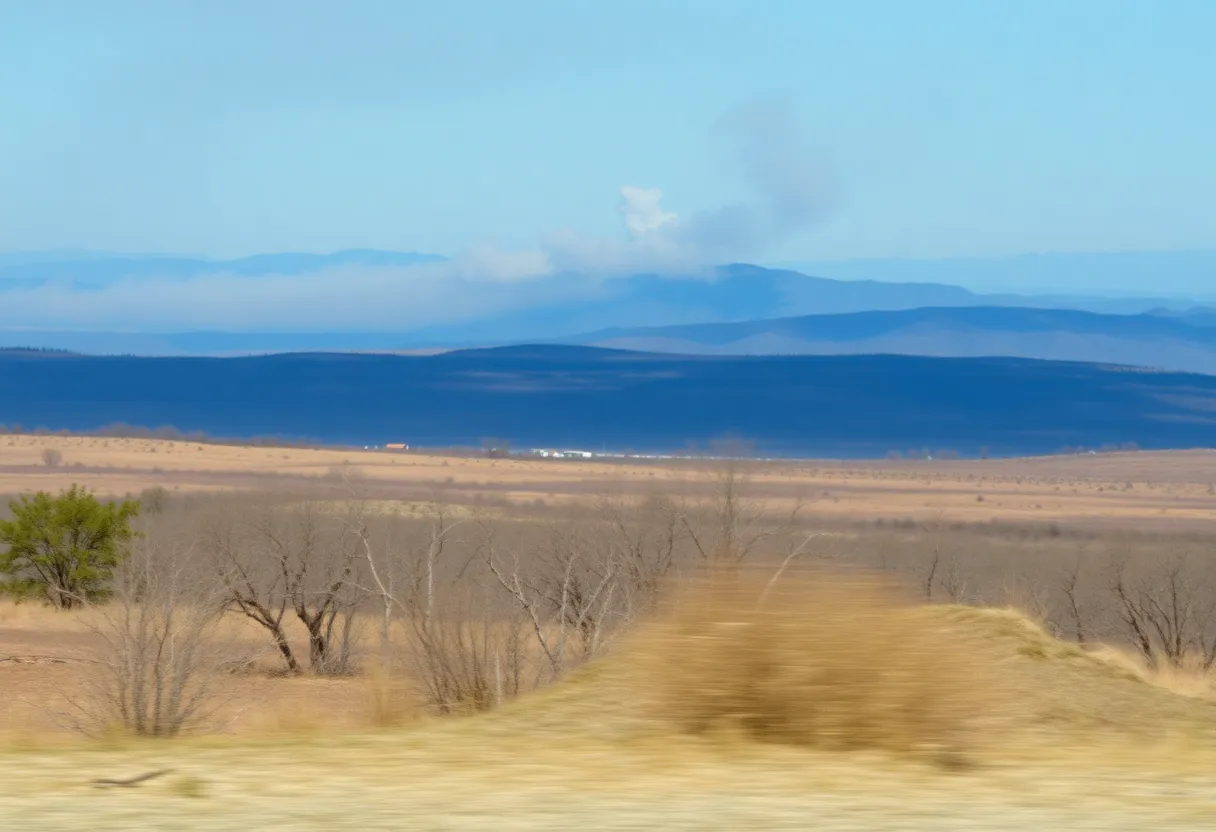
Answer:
3;249;1215;455
1;251;1214;371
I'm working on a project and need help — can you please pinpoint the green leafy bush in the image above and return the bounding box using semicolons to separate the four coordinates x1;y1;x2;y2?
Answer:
0;485;140;608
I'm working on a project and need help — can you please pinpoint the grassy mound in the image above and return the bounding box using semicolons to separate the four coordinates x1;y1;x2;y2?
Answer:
471;574;1216;764
935;604;1140;680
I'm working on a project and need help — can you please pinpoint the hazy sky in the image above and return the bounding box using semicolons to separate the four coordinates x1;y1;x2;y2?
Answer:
2;1;1214;269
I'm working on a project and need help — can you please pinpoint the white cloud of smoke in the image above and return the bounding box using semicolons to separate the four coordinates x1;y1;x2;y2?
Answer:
549;99;839;275
619;186;678;236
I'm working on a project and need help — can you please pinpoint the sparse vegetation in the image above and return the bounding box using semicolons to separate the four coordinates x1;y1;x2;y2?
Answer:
3;439;1216;830
139;485;170;514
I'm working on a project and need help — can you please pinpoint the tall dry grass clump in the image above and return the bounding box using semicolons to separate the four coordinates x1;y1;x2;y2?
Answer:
635;569;992;758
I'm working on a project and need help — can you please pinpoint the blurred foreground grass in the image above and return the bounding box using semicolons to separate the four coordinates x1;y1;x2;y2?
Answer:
5;600;1216;830
5;726;1216;830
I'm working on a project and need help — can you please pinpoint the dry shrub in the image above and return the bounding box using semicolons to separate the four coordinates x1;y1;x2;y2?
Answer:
636;569;990;758
1086;643;1216;703
404;612;526;715
75;535;233;738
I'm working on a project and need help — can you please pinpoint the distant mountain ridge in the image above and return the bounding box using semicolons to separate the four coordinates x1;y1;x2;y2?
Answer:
2;345;1214;457
774;250;1216;298
563;305;1216;374
0;252;1210;356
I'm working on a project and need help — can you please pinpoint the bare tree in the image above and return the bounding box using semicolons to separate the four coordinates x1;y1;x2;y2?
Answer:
202;499;365;675
405;584;525;714
353;487;694;712
354;496;528;714
357;495;471;642
485;518;622;682
676;460;803;568
77;530;230;737
202;506;297;672
353;492;475;637
1109;554;1216;669
1059;555;1090;644
923;548;940;602
41;448;62;468
592;491;683;620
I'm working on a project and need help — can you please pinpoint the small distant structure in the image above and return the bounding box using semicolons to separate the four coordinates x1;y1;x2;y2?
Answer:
532;448;594;459
384;443;410;451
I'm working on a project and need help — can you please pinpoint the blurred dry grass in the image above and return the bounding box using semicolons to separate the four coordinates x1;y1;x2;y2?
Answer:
6;587;1216;828
632;571;989;760
6;577;1216;828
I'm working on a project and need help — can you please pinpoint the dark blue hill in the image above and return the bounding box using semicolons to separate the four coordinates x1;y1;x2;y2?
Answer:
2;346;1215;457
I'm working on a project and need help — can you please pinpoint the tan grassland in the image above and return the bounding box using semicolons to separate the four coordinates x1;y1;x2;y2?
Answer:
5;596;1216;830
3;434;1216;528
5;433;1216;829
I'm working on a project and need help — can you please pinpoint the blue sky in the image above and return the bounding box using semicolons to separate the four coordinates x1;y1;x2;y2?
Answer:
4;1;1214;259
0;0;1213;326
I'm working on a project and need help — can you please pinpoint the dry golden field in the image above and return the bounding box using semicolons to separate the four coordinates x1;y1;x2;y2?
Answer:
6;434;1216;829
5;598;1216;830
3;434;1216;529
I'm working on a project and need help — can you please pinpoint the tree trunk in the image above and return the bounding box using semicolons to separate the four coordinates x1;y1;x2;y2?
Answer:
310;633;326;668
308;620;329;672
270;624;301;674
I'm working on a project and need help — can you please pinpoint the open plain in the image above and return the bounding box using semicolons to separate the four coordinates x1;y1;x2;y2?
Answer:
3;434;1216;529
5;602;1216;830
4;434;1216;829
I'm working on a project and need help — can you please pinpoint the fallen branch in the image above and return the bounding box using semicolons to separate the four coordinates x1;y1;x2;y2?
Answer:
90;769;175;789
0;654;90;665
